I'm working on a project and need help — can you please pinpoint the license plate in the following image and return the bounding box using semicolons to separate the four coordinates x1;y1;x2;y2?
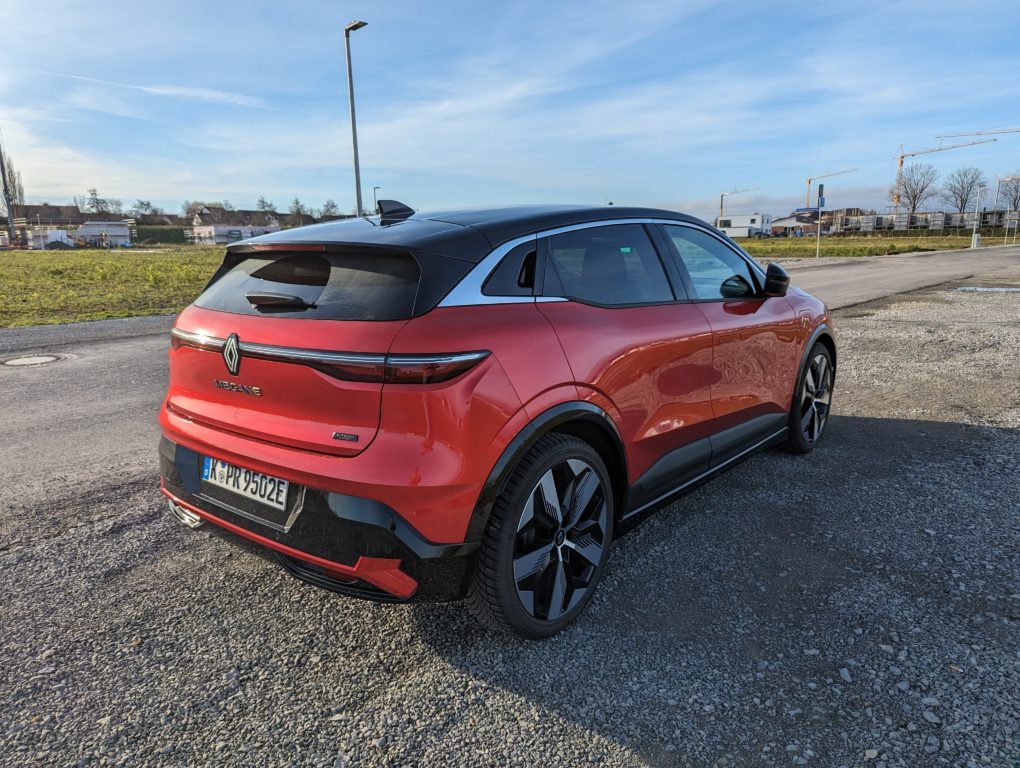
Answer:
201;457;289;511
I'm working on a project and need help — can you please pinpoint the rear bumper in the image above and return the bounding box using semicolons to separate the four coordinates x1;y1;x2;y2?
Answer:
159;436;478;601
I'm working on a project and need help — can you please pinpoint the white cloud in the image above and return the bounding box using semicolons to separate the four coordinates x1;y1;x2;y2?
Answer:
37;72;274;110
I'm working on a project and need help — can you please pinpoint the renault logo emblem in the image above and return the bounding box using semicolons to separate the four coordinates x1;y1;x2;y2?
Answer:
222;333;241;375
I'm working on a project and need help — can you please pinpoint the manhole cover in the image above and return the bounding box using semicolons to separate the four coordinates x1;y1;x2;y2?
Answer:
1;354;73;367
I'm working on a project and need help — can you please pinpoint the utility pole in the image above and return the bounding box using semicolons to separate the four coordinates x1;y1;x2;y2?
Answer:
815;184;824;259
344;20;367;217
971;184;983;249
0;129;16;247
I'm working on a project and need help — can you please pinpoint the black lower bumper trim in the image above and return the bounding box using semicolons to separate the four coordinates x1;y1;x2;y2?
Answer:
160;435;476;602
275;553;412;603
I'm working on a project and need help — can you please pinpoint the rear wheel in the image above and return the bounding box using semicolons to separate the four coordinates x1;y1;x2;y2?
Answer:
786;342;834;453
466;434;614;639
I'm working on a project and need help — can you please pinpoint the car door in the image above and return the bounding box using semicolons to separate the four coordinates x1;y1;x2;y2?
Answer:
534;222;717;509
657;223;801;466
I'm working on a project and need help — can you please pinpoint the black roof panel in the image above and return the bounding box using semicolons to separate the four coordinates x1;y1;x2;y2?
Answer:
232;205;708;263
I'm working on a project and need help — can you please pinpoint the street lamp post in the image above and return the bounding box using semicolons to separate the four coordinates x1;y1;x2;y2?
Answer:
344;20;367;217
373;186;380;212
970;185;983;249
994;176;1018;245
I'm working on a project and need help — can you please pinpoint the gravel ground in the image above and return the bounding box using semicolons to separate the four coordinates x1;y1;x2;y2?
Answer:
2;268;1018;767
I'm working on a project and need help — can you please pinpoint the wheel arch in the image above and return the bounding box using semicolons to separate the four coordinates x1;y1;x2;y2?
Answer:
464;401;628;542
813;327;837;370
790;323;836;411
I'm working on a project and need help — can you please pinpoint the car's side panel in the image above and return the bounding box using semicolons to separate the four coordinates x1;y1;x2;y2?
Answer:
388;304;575;410
380;303;576;542
694;298;802;423
537;301;716;485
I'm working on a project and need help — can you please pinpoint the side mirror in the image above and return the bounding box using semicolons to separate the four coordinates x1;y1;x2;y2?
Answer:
763;262;790;297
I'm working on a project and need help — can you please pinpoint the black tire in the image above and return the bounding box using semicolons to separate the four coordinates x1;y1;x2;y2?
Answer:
466;433;614;639
786;342;835;454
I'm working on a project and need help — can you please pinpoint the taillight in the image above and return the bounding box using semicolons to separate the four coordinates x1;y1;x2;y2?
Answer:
317;351;490;384
384;352;491;384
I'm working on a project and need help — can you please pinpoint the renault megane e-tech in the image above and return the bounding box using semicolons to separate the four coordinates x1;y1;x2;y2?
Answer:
159;202;835;638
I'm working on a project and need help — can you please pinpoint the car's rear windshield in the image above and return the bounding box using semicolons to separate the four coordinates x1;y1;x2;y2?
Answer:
195;250;423;321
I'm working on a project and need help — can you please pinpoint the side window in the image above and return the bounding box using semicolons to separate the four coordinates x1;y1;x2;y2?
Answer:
544;224;673;306
664;225;758;301
483;241;536;296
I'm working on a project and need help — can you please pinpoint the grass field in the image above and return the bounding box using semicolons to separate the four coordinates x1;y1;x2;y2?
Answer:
0;247;223;328
0;235;987;328
739;234;974;260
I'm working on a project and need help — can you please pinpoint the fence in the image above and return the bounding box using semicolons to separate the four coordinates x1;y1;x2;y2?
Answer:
832;209;1019;233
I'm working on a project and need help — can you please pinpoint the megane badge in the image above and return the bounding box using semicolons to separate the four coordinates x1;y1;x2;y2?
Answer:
222;333;241;375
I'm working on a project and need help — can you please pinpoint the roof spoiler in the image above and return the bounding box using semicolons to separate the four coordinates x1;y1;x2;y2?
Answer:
376;199;415;225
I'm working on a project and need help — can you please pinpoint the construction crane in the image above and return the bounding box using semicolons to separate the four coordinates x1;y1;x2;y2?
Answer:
935;127;1020;138
805;169;856;208
892;139;996;209
718;187;757;223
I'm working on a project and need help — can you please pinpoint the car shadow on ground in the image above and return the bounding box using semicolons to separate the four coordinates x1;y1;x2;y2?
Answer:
409;414;1020;765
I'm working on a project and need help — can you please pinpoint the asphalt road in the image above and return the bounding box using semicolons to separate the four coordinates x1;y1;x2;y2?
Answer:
1;247;1018;766
1;246;1016;507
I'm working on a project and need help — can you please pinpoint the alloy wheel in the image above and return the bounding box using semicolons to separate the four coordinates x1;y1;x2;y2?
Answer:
800;353;833;443
512;458;609;622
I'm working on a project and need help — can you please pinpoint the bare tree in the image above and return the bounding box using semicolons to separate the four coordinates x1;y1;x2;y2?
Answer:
1;154;24;214
129;199;160;217
289;197;309;225
893;164;939;213
79;188;123;215
320;199;340;218
1001;173;1020;211
941;167;987;213
181;200;220;218
256;196;275;212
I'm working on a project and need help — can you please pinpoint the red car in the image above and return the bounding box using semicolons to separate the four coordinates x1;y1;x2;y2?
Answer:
159;203;835;638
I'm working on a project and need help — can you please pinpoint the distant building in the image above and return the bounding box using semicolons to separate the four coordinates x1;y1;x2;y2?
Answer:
715;213;771;238
192;224;281;245
27;228;75;249
19;203;88;225
75;221;132;247
770;215;814;236
191;206;280;228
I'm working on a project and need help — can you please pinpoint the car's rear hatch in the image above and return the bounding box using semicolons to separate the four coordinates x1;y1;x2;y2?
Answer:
166;244;474;457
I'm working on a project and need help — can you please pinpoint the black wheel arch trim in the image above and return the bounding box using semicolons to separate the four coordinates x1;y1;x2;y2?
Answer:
793;323;836;408
801;323;836;374
464;401;627;543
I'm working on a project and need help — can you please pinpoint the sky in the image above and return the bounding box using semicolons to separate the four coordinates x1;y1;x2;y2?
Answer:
2;0;1019;222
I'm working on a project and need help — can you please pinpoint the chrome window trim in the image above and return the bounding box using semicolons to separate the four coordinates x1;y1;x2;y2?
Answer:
438;217;733;308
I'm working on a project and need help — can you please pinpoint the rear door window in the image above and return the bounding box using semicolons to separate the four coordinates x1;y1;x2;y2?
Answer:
195;251;423;320
544;224;674;306
663;226;759;301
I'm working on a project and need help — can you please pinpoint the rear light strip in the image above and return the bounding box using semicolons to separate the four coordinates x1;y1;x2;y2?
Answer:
170;328;489;384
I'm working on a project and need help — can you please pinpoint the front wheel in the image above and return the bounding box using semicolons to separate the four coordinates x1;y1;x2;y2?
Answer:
786;342;835;454
466;434;614;639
